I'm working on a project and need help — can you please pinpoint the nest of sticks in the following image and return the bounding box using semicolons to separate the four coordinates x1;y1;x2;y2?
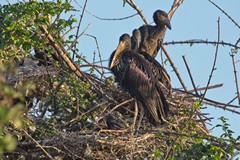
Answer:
5;66;211;159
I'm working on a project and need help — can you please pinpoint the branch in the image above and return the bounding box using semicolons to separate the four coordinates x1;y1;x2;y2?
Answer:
39;25;85;79
235;38;240;46
96;98;134;123
182;55;198;95
85;34;104;78
76;1;139;21
200;17;220;103
161;44;188;91
230;53;240;105
174;88;240;109
188;83;223;93
126;0;148;24
68;23;91;52
168;0;184;20
163;39;240;49
22;130;54;160
209;0;240;29
182;55;209;132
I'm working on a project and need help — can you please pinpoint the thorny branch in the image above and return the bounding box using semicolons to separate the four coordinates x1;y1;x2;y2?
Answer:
200;17;221;103
230;53;240;105
71;0;88;59
164;39;240;49
161;44;188;91
209;0;240;29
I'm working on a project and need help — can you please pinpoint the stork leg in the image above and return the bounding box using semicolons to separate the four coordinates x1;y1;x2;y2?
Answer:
131;100;138;130
136;104;144;130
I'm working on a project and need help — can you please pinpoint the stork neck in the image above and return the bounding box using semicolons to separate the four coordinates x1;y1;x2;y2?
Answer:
156;24;165;30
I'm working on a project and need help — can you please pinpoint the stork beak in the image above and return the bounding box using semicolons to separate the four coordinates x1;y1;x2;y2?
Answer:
164;19;172;30
110;41;125;69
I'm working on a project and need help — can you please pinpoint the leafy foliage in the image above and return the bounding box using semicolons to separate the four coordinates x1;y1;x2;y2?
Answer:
0;63;30;156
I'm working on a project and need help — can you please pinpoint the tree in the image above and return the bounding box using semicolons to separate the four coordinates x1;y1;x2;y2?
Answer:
0;0;239;159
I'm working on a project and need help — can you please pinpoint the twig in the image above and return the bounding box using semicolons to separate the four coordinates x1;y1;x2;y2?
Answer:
126;0;148;25
182;55;198;95
227;96;238;105
80;64;109;70
209;0;240;29
163;39;240;49
22;130;54;160
168;0;184;20
75;1;139;21
77;0;88;35
174;88;240;109
79;101;108;121
235;38;240;46
71;48;107;79
230;53;240;105
71;0;88;59
203;101;240;115
182;55;209;133
161;44;188;91
188;83;223;93
39;25;85;79
200;17;220;103
67;23;91;51
85;34;104;78
96;98;134;123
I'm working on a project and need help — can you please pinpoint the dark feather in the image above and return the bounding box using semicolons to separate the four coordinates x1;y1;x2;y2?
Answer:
109;34;170;125
131;10;171;58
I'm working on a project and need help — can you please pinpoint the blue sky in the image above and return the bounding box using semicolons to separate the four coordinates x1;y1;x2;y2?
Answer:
6;0;240;137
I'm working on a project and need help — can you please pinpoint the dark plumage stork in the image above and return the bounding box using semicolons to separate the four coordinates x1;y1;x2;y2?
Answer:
132;10;171;58
109;34;170;126
131;29;141;50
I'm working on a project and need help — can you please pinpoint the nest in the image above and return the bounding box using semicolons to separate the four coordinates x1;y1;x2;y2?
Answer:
5;65;210;159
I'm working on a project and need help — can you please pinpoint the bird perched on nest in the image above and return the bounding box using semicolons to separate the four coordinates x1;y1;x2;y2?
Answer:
131;10;171;58
109;34;170;126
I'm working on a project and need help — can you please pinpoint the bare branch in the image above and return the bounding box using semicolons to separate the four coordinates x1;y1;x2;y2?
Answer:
85;34;104;78
164;39;240;49
96;98;134;123
174;88;240;110
76;1;139;21
182;55;198;95
168;0;184;20
77;0;88;35
67;23;91;52
126;0;148;24
188;83;223;93
209;0;240;29
235;38;240;46
161;44;188;91
230;53;240;105
200;17;220;103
